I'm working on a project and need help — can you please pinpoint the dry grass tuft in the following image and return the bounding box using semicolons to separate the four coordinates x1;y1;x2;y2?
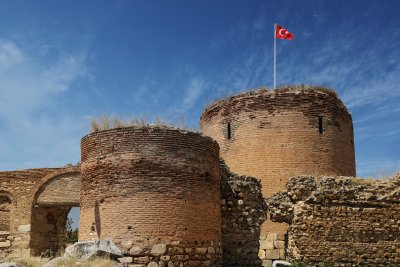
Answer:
348;177;376;186
11;256;49;267
5;256;117;267
203;84;340;113
90;115;192;133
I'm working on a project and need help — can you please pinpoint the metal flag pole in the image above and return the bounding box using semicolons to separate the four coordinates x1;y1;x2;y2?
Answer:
274;23;277;89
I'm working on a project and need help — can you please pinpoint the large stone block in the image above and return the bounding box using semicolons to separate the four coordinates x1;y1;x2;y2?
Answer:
266;233;278;241
265;249;280;260
151;244;167;255
258;249;266;259
17;224;30;233
274;240;285;249
64;240;122;260
0;240;11;248
260;240;274;250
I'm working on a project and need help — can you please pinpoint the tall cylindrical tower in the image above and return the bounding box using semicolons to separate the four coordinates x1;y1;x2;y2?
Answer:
80;126;222;265
200;87;355;238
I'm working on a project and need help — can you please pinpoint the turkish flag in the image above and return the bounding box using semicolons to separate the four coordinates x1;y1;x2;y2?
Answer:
275;25;294;40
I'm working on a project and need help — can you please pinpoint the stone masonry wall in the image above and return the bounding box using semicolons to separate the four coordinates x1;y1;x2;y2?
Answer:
80;126;222;266
267;174;400;267
220;160;266;266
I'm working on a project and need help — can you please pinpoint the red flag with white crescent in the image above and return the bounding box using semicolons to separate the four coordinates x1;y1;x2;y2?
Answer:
275;25;294;40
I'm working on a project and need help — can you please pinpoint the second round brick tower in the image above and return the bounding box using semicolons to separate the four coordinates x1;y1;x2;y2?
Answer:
79;126;222;266
200;86;356;259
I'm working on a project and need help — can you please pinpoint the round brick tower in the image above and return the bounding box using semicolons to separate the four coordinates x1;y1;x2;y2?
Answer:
80;126;222;265
200;86;355;248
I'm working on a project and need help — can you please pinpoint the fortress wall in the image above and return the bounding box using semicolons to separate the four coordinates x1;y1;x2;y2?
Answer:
267;174;400;267
201;87;356;263
220;161;266;266
80;127;222;266
0;167;80;257
0;169;58;257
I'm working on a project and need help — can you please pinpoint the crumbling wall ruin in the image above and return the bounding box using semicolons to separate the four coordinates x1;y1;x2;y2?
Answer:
220;161;266;266
267;174;400;267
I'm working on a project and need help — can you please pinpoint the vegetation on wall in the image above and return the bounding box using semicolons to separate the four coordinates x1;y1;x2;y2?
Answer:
90;115;192;132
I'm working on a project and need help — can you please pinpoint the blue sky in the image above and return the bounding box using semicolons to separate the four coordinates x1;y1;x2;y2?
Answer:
0;0;399;180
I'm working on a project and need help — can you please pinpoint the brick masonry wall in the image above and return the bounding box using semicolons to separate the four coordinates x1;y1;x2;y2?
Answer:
267;174;400;267
0;167;80;258
220;160;266;266
0;168;58;258
200;87;356;255
80;126;222;266
36;173;80;206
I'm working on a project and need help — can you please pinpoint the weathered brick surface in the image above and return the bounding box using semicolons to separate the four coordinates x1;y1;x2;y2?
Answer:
80;126;222;266
0;167;80;257
200;87;356;249
267;174;400;266
36;173;80;206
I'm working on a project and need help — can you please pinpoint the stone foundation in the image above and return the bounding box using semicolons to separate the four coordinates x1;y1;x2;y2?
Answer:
119;242;221;266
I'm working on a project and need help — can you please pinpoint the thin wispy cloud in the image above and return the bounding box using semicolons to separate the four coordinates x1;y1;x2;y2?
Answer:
182;77;205;110
0;39;90;170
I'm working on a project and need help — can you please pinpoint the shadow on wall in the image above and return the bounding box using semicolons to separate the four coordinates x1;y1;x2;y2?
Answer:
30;206;71;256
220;161;267;266
95;201;101;238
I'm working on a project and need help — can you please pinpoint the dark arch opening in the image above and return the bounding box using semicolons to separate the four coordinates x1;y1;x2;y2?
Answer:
227;122;232;140
318;116;323;134
0;194;12;232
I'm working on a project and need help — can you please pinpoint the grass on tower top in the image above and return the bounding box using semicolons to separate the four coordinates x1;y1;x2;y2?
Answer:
89;115;193;133
203;85;339;112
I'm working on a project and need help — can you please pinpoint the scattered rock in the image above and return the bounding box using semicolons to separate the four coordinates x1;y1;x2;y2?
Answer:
64;240;122;260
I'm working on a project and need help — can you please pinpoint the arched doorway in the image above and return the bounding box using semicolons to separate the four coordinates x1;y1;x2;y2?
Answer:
0;191;13;232
29;169;80;256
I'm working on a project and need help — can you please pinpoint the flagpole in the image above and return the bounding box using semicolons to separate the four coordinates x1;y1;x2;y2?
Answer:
274;23;277;89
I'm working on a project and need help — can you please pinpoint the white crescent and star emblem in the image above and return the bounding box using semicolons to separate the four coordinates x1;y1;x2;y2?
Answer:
279;29;287;36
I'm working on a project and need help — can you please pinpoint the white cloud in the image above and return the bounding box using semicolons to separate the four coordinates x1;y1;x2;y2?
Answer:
40;53;88;93
0;40;23;73
0;39;90;170
0;40;88;121
182;77;205;110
